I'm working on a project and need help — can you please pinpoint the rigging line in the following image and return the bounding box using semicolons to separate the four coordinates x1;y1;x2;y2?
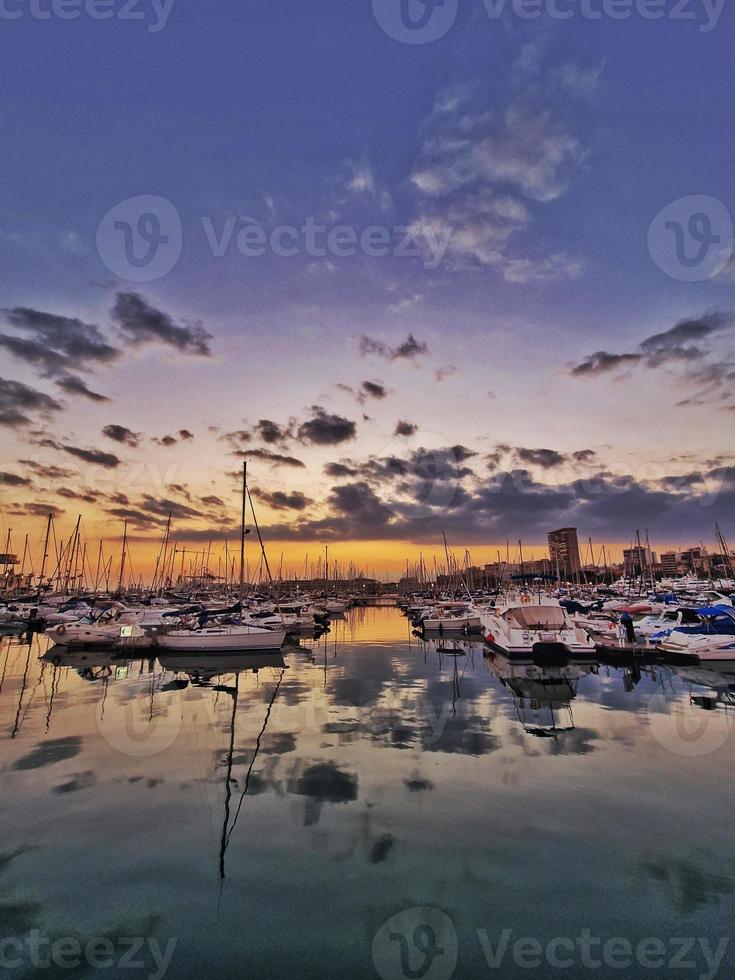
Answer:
225;667;285;848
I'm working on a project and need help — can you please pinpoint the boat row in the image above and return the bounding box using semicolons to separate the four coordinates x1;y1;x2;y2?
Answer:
400;582;735;662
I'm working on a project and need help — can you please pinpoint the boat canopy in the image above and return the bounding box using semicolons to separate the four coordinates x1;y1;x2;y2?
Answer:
506;606;567;629
698;605;735;618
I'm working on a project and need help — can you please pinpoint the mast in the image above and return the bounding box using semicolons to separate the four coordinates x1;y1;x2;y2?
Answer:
239;461;247;603
37;513;53;602
1;528;11;592
118;520;128;594
715;523;734;580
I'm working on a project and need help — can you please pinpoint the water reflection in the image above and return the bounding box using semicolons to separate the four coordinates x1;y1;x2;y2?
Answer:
0;607;734;977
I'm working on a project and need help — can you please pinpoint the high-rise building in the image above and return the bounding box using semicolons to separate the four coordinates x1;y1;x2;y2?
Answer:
547;528;581;580
660;551;679;577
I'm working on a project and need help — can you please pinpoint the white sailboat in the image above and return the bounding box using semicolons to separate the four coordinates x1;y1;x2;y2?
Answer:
156;623;286;652
156;462;286;654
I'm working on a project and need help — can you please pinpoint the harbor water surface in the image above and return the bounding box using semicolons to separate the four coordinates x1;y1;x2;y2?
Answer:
1;605;733;979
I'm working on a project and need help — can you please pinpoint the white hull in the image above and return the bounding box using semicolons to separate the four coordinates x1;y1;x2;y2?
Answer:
422;616;482;631
660;635;735;660
156;626;286;652
44;623;151;649
478;599;595;656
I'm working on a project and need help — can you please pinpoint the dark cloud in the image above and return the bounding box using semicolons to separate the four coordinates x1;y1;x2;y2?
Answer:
153;435;178;447
178;428;194;441
572;449;597;463
220;429;251;451
395;420;418;437
324;461;359;478
19;460;76;480
359;333;429;361
253;489;313;511
254;419;292;444
102;424;140;447
571;313;734;393
231;448;306;468
55;375;110;402
0;307;120;376
360;380;387;400
254;446;735;544
337;381;389;405
56;487;102;504
62;446;121;468
0;471;30;486
571;351;642;377
111;292;213;356
10;501;64;518
516;447;567;469
296;406;357;446
434;365;457;382
0;378;62;427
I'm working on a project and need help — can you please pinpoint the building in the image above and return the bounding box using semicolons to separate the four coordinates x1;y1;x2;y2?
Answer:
623;545;656;577
660;551;679;577
547;528;581;581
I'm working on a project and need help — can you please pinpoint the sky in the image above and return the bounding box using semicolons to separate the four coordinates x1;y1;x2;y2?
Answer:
1;0;734;577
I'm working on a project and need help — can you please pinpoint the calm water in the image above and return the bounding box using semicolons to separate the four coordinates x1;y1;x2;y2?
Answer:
1;605;734;980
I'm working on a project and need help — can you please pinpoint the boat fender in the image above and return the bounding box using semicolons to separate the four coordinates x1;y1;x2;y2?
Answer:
57;624;65;635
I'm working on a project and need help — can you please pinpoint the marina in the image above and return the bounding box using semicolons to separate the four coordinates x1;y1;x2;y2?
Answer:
1;604;734;977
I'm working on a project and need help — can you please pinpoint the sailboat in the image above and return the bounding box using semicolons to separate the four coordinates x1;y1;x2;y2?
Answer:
157;463;286;654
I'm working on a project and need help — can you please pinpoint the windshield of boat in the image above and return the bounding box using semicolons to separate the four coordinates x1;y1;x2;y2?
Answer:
505;606;567;629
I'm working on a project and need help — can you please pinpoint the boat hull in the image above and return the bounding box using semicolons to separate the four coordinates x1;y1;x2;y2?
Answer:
156;628;286;652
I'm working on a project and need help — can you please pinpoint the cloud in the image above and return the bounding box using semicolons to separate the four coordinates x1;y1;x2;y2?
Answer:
252;489;313;511
55;376;110;402
552;62;605;100
296;406;357;446
61;445;121;468
515;447;567;469
0;306;120;377
360;381;387;400
407;78;585;280
0;471;30;486
573;449;597;463
111;292;213;356
11;501;64;518
336;381;388;404
0;378;62;427
395;420;418;437
231;448;306;468
434;366;457;382
324;461;359;478
571;351;643;377
358;333;429;361
412;99;585;204
102;424;140;447
253;419;293;444
571;312;735;403
19;460;76;480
